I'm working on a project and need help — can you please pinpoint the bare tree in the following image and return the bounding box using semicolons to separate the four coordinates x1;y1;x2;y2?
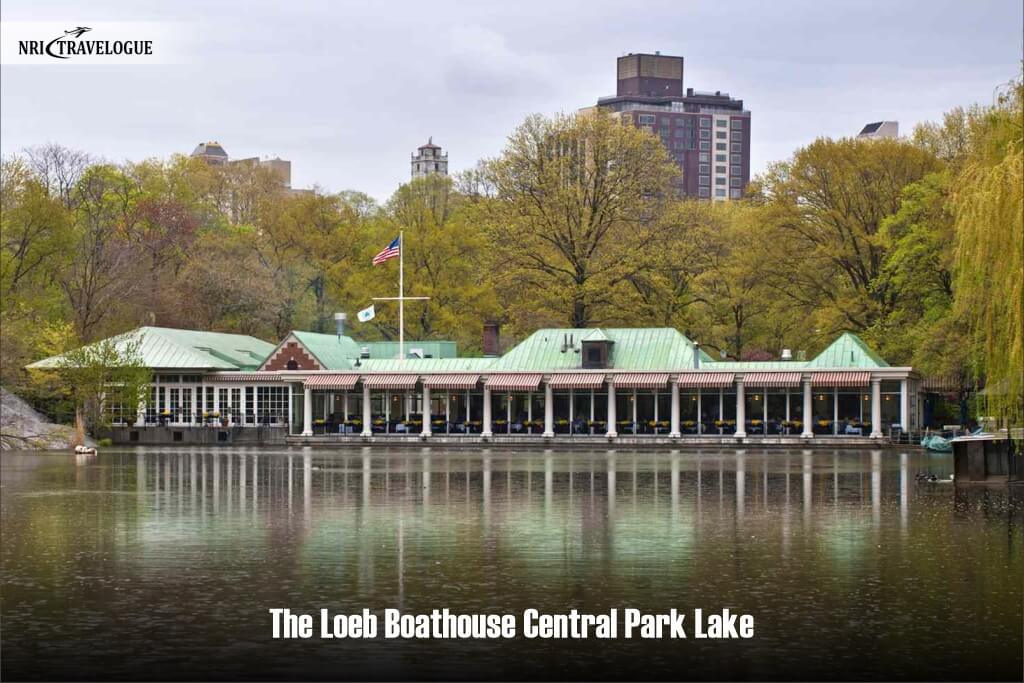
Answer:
23;143;93;208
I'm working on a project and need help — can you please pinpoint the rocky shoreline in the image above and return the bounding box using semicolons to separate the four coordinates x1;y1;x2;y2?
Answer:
0;387;93;450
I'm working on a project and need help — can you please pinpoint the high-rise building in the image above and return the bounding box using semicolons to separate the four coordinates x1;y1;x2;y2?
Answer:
590;52;752;200
857;121;899;139
190;142;310;195
411;138;448;178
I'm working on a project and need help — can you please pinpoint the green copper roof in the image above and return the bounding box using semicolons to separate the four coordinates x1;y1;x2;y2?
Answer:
581;329;611;342
357;357;496;372
27;327;275;371
289;331;362;370
275;332;460;370
804;332;890;368
362;341;457;359
489;328;699;371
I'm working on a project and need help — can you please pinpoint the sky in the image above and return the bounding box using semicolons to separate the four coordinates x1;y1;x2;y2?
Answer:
1;0;1021;201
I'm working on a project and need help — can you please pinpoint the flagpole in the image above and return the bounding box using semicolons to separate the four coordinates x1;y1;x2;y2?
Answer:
399;230;404;362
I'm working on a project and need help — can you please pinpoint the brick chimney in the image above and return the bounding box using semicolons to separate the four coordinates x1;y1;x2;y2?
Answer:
483;321;500;357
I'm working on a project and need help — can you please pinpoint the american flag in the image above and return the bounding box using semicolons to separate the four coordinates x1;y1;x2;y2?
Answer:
372;235;400;265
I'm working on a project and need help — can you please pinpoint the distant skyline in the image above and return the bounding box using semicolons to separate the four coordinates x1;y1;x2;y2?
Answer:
1;0;1021;201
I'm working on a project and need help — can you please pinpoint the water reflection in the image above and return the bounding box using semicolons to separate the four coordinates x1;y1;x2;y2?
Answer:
1;447;1020;682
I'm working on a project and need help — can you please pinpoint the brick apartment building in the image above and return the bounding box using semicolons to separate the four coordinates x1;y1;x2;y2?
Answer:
588;53;751;200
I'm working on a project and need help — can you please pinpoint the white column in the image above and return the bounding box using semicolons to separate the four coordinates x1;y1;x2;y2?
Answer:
543;381;554;438
801;379;813;438
301;386;313;436
421;384;431;437
482;386;493;438
252;386;258;425
361;383;372;437
606;381;618;438
870;378;883;438
669;380;681;438
734;379;747;438
899;378;909;432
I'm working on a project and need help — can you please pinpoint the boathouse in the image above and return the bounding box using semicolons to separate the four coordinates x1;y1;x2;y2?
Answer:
27;326;921;445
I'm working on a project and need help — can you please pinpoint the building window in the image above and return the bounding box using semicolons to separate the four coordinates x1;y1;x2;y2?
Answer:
730;188;742;199
638;114;656;125
698;164;710;173
673;141;685;149
716;165;726;174
698;187;711;198
699;152;709;162
716;131;727;139
673;128;685;138
730;177;742;187
715;154;727;162
731;131;743;141
699;175;711;186
699;141;711;151
731;119;743;129
715;188;727;197
716;143;727;151
699;117;711;128
699;129;711;139
257;386;288;424
659;118;670;128
715;177;726;185
731;142;742;152
731;154;742;164
716;119;728;127
731;165;742;176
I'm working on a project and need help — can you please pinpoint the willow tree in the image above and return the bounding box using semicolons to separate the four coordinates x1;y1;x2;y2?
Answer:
952;85;1023;429
482;111;678;330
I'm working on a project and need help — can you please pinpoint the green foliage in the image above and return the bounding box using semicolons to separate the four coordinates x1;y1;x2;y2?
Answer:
36;334;152;435
952;82;1023;429
481;111;678;332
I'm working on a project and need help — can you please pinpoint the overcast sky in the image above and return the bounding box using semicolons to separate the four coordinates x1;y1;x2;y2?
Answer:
2;0;1021;201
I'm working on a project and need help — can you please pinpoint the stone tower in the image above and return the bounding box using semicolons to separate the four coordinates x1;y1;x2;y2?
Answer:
411;137;448;178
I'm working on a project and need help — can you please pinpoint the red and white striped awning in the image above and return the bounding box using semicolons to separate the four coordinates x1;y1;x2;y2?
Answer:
741;372;803;388
811;371;871;388
363;374;419;390
484;373;543;391
423;374;480;390
206;372;282;382
548;373;606;389
303;374;360;390
613;373;671;389
677;372;735;389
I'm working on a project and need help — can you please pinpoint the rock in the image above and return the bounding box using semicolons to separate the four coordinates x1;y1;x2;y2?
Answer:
0;387;95;450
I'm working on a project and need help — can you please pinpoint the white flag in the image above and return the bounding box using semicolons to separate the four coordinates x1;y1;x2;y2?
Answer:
357;305;375;322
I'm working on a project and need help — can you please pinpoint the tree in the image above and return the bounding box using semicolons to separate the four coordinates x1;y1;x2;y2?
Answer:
951;81;1023;429
482;112;678;330
38;334;152;439
757;137;942;338
59;165;142;340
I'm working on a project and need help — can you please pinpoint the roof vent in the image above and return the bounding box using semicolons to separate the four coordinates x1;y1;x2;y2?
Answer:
334;312;347;337
360;346;370;359
781;349;792;360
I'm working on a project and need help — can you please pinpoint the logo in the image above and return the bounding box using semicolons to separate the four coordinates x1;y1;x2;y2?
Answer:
17;25;153;60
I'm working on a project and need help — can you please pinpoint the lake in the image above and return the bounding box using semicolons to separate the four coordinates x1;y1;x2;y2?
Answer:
1;447;1021;681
